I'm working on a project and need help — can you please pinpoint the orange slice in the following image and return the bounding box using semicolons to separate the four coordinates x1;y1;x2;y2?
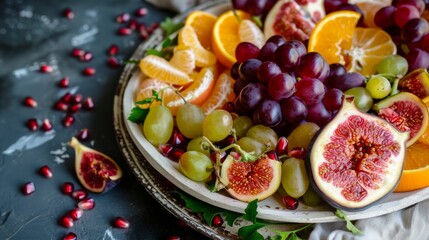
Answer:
184;11;218;50
200;72;236;115
169;45;195;74
134;78;176;108
239;19;265;48
139;55;192;85
418;96;429;145
178;25;217;68
212;10;251;68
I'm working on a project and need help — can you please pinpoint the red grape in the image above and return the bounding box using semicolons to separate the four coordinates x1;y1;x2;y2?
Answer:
297;52;330;82
326;72;365;91
267;35;286;47
281;96;308;124
239;58;262;82
236;42;260;63
253;100;282;127
275;43;300;71
323;88;344;111
293;78;326;106
375;6;396;28
406;48;429;71
258;42;278;62
230;62;240;80
327;63;347;81
397;0;425;14
306;102;332;127
394;5;420;28
288;40;307;57
238;82;268;110
401;18;429;43
268;73;296;101
257;61;282;85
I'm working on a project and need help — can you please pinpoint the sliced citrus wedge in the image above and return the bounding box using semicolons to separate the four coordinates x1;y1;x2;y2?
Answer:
200;72;236;115
139;55;192;85
169;45;195;74
134;78;176;108
185;11;218;50
239;19;265;48
178;25;217;68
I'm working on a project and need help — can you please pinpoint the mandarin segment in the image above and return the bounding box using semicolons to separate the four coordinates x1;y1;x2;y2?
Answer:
184;11;218;50
169;46;196;74
135;78;176;108
200;72;236;115
239;19;265;48
139;55;192;85
178;25;217;68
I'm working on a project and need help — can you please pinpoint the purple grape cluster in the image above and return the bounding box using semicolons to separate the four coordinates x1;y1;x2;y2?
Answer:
231;36;365;134
231;0;277;16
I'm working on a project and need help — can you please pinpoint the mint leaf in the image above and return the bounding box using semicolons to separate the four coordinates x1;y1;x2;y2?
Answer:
238;222;265;240
127;107;149;124
160;17;184;36
243;199;259;223
135;98;154;105
152;90;162;102
335;209;362;234
146;49;166;57
274;223;313;240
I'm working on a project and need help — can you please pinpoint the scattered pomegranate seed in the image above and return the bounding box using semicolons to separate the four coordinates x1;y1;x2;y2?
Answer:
54;101;69;111
138;24;148;39
288;147;306;159
128;19;138;30
26;118;39;131
82;67;96;76
169;148;185;162
147;22;159;33
167;236;181;240
63;232;77;240
112;217;130;229
117;27;132;36
76;128;90;141
72;189;88;200
63;115;75;127
108;44;119;56
40;64;53;73
62;182;74;195
211;214;223;227
83;97;94;110
23;96;38;108
135;7;148;17
41;119;53;131
71;94;82;104
68;208;83;220
61;92;73;103
176;219;187;229
62;8;74;19
275;137;288;157
71;48;85;58
265;150;278;161
107;57;121;68
58;77;70;88
39;165;53;178
22;182;35;195
116;12;130;23
170;129;186;147
80;52;93;62
159;144;173;157
282;196;299;210
78;198;95;210
59;216;74;228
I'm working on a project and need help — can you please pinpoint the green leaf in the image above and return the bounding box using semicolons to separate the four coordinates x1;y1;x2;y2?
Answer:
146;48;166;57
238;222;266;240
162;37;173;49
243;199;259;223
251;15;263;29
152;90;162;102
160;17;184;36
335;209;362;234
135;98;154;105
127;107;149;124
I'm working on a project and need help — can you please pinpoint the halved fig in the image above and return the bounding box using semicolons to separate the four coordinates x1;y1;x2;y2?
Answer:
373;92;429;147
69;137;122;193
220;154;281;202
398;68;429;99
307;97;408;211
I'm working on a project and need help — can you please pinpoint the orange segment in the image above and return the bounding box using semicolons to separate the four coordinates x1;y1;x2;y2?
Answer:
200;72;236;115
212;10;251;68
134;78;176;108
169;45;195;74
418;96;429;144
178;25;217;68
185;11;218;50
239;19;265;48
139;55;192;85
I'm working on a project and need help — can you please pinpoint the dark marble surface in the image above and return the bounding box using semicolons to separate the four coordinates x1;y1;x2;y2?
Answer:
0;0;210;239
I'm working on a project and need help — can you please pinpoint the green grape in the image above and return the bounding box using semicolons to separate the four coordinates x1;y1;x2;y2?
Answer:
287;122;320;151
237;137;265;156
302;185;323;207
176;103;205;139
366;75;391;99
187;137;210;157
344;87;374;112
179;151;213;182
143;105;173;146
376;55;408;76
203;110;233;142
246;125;278;151
281;157;309;199
233;116;253;139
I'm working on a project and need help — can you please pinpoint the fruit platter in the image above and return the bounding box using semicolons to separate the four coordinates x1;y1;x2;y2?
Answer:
114;0;429;238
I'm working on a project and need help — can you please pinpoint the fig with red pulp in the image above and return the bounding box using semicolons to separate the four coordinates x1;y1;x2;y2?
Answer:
306;97;408;211
68;137;122;193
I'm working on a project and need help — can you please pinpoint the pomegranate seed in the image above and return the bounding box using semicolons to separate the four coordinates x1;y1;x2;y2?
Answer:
76;128;90;141
167;236;180;240
108;44;119;56
61;92;73;103
22;182;35;195
41;119;53;131
229;151;241;160
62;182;74;195
40;64;53;73
128;19;138;30
275;137;288;157
71;48;85;58
107;57;121;68
83;97;94;110
210;151;227;163
59;216;74;228
147;22;159;33
138;24;148;39
68;208;83;220
265;150;278;161
282;196;299;210
26;118;38;131
62;8;74;19
54;101;69;111
221;135;235;147
69;103;81;113
170;129;186;147
39;165;53;178
78;198;95;210
82;67;96;76
159;144;173;157
72;189;87;200
177;219;187;229
211;214;223;227
112;217;129;228
23;96;37;108
135;7;148;17
222;101;235;112
80;52;93;62
63;232;77;240
117;27;132;36
288;147;306;159
168;148;184;162
63;115;75;127
71;94;83;104
58;77;70;88
116;13;130;23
